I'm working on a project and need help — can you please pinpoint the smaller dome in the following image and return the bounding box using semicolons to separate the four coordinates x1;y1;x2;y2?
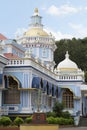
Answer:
57;51;78;71
24;28;49;37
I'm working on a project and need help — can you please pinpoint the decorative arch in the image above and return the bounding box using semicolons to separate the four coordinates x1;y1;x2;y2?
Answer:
32;77;41;88
3;75;20;104
8;76;19;88
4;75;21;89
62;88;74;108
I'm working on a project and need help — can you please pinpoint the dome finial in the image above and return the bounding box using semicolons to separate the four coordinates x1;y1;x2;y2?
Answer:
65;51;69;59
34;8;39;15
34;8;38;13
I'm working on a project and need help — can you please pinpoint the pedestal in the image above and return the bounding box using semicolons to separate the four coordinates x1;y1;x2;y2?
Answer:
31;112;47;124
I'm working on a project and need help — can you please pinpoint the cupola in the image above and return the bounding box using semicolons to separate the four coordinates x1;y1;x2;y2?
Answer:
57;51;78;71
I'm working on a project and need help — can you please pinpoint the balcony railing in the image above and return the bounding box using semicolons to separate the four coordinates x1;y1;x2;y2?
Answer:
0;106;8;116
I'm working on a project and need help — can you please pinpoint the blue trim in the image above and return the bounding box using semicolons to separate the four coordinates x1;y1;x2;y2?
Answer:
49;82;52;95
0;74;2;84
58;80;82;82
0;61;6;65
5;66;83;83
43;80;47;91
5;65;56;81
32;77;41;88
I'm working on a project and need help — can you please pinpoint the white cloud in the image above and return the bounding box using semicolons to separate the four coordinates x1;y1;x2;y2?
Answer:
85;6;87;10
14;28;27;38
44;28;73;40
14;23;87;41
46;4;81;16
14;27;73;40
69;23;87;38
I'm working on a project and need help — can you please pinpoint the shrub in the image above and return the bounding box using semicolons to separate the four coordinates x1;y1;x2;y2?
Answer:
46;117;56;124
46;117;74;125
62;111;71;118
14;117;24;127
46;112;56;117
0;116;12;126
25;116;32;123
68;118;74;125
53;102;64;117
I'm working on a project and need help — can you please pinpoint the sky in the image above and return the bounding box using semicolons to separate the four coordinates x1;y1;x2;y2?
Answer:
0;0;87;40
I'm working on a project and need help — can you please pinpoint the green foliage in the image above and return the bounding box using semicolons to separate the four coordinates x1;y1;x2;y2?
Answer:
46;116;56;124
53;102;64;117
0;116;12;126
62;111;71;118
85;71;87;82
46;112;56;117
46;117;74;125
14;117;24;127
25;116;32;123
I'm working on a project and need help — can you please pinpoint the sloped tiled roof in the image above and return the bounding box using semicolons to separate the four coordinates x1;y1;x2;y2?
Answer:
0;33;8;40
4;53;19;59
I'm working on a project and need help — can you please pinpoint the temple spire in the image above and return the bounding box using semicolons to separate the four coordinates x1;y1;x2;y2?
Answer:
65;51;69;59
34;8;39;16
30;8;43;28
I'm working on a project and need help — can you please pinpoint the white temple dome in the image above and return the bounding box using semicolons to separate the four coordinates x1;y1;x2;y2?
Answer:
57;51;78;71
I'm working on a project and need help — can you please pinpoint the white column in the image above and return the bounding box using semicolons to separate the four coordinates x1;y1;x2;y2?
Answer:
0;91;2;107
36;47;39;57
29;91;32;112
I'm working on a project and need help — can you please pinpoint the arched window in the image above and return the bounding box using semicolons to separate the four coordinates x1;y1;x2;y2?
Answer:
62;89;73;108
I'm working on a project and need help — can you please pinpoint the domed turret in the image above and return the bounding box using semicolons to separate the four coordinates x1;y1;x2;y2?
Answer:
57;51;78;71
17;8;56;67
24;8;49;37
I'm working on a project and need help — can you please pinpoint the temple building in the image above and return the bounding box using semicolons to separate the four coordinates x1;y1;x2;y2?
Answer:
0;8;87;116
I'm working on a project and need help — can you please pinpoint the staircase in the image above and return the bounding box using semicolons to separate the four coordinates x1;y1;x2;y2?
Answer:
79;116;87;126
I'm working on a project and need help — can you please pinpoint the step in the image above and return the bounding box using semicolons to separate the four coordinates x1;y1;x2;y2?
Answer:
79;117;87;126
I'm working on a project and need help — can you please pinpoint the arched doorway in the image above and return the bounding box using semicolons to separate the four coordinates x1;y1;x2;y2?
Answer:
3;76;20;104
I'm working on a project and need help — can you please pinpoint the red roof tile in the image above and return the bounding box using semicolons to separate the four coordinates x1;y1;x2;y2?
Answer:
0;33;8;40
4;53;19;59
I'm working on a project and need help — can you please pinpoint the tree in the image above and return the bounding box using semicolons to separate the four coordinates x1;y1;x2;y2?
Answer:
53;102;64;117
85;71;87;83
